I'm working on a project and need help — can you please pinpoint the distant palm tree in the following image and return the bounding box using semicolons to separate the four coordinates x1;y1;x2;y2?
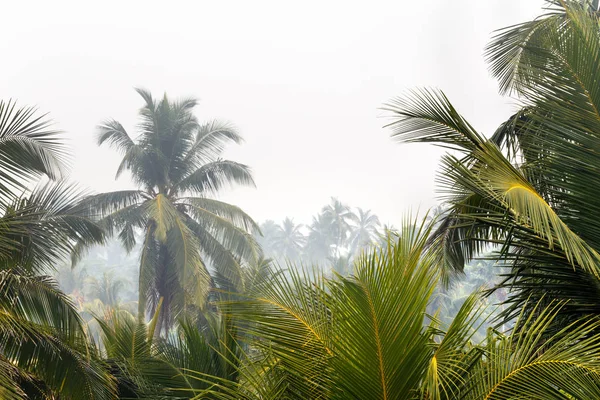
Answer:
256;220;279;258
86;271;126;307
83;89;260;334
348;208;380;256
273;218;305;262
321;197;357;254
305;213;335;263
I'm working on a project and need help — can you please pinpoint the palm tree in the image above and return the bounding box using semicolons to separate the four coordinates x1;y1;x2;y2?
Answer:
321;197;358;255
305;213;335;263
273;217;306;262
256;219;279;258
0;102;115;398
189;217;600;399
85;271;127;307
348;208;380;256
83;89;260;334
384;1;600;329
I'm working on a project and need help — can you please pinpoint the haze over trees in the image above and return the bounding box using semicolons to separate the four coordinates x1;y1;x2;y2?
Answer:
3;1;600;399
256;197;384;272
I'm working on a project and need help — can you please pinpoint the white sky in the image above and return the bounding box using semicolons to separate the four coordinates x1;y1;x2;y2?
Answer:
1;0;544;227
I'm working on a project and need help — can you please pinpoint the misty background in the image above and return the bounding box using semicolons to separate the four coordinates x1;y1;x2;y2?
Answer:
2;0;543;227
0;0;547;345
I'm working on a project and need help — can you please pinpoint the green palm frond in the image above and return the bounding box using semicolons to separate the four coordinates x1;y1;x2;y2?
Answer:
0;271;116;399
383;88;484;151
96;119;135;153
0;181;105;274
183;120;243;167
177;159;255;196
461;301;600;399
485;1;567;95
179;197;259;233
0;100;68;199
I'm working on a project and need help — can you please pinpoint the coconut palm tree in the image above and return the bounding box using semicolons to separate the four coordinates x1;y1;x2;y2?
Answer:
83;89;260;334
305;213;335;263
321;197;357;255
348;208;380;256
384;1;600;329
256;219;279;258
273;218;306;262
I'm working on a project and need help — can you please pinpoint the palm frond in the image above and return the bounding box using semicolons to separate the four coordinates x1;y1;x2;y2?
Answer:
176;160;255;196
0;100;68;198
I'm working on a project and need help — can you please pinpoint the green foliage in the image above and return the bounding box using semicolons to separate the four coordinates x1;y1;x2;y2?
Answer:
0;100;67;201
184;218;600;399
385;0;600;330
0;101;115;398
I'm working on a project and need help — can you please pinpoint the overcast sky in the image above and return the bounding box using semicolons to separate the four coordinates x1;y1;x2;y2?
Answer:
2;0;544;227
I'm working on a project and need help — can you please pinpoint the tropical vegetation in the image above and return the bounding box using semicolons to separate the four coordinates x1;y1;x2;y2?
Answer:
3;1;600;399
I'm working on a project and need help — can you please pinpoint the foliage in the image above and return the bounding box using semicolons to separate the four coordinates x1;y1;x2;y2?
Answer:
187;218;600;400
0;101;115;398
0;100;67;201
384;0;600;330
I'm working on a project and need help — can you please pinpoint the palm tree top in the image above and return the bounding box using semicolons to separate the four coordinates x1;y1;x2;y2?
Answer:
96;88;254;198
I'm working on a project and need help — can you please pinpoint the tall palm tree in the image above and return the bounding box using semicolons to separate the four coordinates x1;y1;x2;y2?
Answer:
384;1;600;328
348;208;380;256
273;217;306;262
83;89;260;333
256;219;279;258
321;197;357;254
305;213;335;263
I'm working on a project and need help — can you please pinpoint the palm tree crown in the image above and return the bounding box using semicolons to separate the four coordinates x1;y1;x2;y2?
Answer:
273;218;306;262
85;89;260;334
321;197;358;252
348;208;381;256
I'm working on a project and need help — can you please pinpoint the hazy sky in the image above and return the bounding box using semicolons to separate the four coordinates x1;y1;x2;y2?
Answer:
2;0;544;227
